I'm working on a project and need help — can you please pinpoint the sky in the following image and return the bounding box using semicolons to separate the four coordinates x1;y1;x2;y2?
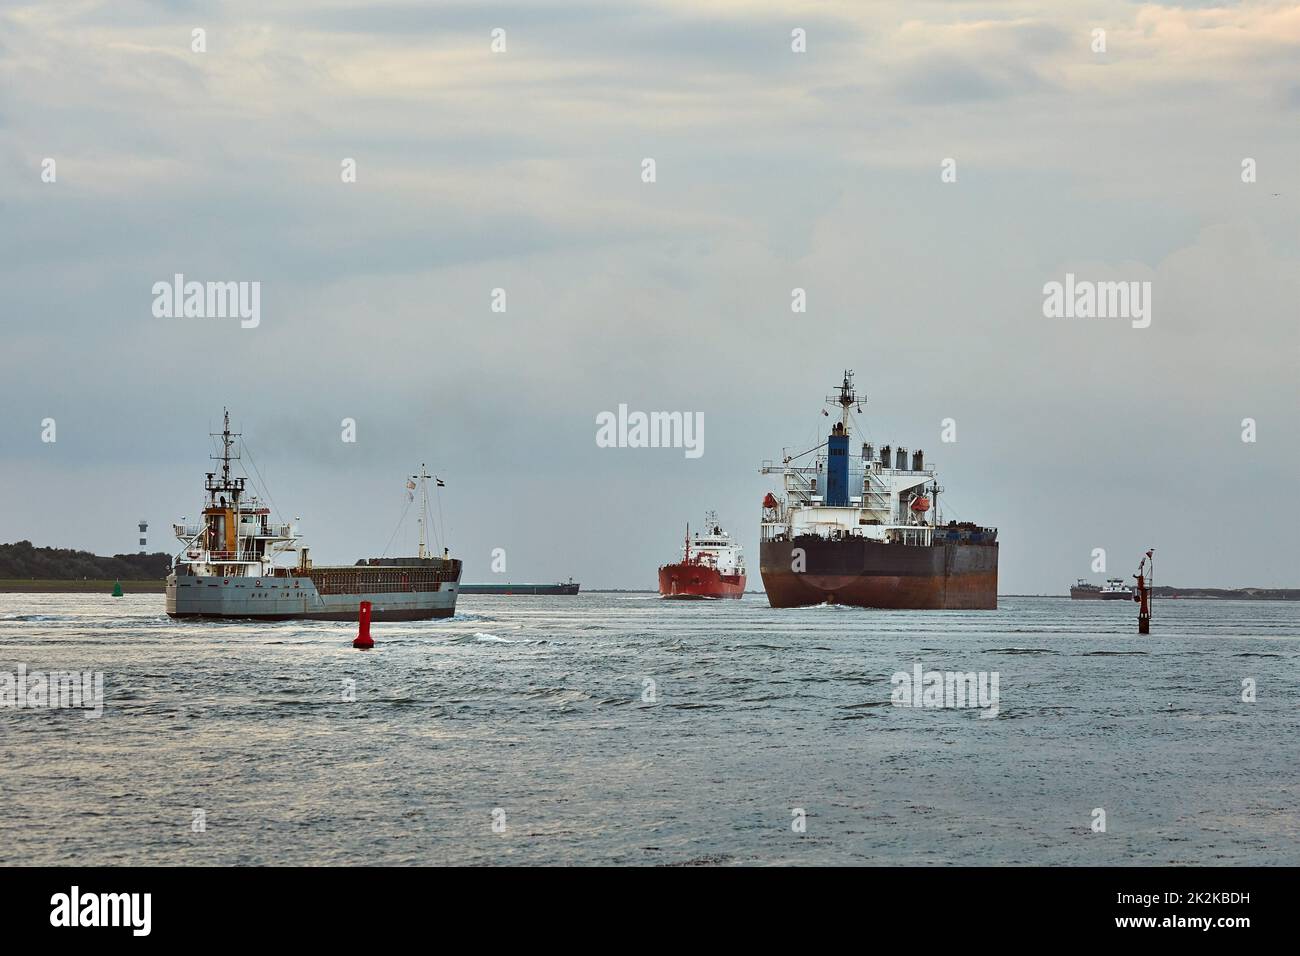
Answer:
0;0;1297;592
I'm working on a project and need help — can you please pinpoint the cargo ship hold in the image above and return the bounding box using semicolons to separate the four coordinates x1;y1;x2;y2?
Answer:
461;579;580;595
166;410;461;620
759;372;998;610
658;514;746;599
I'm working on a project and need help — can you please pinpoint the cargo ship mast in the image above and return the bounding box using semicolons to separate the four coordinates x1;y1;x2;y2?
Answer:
829;370;859;432
207;408;245;512
412;464;432;560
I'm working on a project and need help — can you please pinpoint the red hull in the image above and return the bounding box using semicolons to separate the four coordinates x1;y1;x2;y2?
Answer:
758;539;998;610
658;563;745;599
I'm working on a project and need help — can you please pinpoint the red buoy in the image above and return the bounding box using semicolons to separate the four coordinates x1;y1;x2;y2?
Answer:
353;600;374;649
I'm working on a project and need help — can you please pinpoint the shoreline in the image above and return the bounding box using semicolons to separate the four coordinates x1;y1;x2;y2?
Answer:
0;579;167;593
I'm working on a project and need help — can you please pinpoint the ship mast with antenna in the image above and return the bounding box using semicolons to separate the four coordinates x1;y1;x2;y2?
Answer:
205;407;246;515
412;464;432;559
827;369;859;432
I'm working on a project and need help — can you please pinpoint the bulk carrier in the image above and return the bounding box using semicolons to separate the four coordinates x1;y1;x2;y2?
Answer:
165;410;461;620
759;372;998;609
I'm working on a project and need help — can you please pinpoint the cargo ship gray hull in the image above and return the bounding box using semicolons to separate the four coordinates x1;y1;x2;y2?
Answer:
460;581;579;595
166;558;461;620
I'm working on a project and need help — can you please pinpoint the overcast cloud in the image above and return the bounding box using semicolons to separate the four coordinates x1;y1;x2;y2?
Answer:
1;1;1296;591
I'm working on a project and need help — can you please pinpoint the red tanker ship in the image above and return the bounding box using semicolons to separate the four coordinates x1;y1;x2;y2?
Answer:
658;514;747;599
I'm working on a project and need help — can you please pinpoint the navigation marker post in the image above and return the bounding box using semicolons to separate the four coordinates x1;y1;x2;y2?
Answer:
353;600;374;649
1134;550;1153;635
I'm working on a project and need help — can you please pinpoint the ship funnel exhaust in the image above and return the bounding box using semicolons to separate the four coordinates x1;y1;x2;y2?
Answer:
896;446;907;471
912;449;923;471
826;421;850;506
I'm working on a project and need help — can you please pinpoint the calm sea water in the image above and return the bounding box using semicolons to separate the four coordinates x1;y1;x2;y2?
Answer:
1;591;1296;866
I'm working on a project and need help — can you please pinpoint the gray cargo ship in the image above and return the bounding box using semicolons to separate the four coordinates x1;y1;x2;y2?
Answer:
460;579;580;595
165;411;460;621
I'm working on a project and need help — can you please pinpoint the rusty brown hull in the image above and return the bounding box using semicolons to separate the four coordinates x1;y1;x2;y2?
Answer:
759;537;998;610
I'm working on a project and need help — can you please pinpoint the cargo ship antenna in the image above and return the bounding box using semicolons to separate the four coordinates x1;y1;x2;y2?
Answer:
205;407;245;513
209;408;242;503
412;464;432;559
826;370;860;432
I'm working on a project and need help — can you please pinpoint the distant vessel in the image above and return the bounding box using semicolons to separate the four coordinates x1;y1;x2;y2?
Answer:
1100;577;1134;600
658;514;746;599
461;579;580;595
1070;579;1102;599
165;410;461;621
1070;578;1134;600
759;372;998;609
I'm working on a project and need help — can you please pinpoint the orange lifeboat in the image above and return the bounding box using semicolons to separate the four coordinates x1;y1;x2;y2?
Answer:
762;493;779;509
910;496;931;513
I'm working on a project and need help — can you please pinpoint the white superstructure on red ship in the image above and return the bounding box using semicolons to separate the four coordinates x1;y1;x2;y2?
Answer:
658;513;747;599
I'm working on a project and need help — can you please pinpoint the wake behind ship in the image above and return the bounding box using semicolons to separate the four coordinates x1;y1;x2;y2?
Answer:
759;372;998;610
165;411;461;621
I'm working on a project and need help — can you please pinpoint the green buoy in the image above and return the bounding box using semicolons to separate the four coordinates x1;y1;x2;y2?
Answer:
111;580;123;598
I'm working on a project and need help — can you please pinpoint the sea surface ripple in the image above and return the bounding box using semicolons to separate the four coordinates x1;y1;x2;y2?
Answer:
1;592;1296;865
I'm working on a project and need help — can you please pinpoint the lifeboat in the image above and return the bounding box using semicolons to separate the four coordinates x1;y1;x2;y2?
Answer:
910;496;931;513
762;493;779;509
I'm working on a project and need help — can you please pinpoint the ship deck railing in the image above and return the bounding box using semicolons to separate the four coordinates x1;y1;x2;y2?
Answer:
761;523;998;545
182;551;265;564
